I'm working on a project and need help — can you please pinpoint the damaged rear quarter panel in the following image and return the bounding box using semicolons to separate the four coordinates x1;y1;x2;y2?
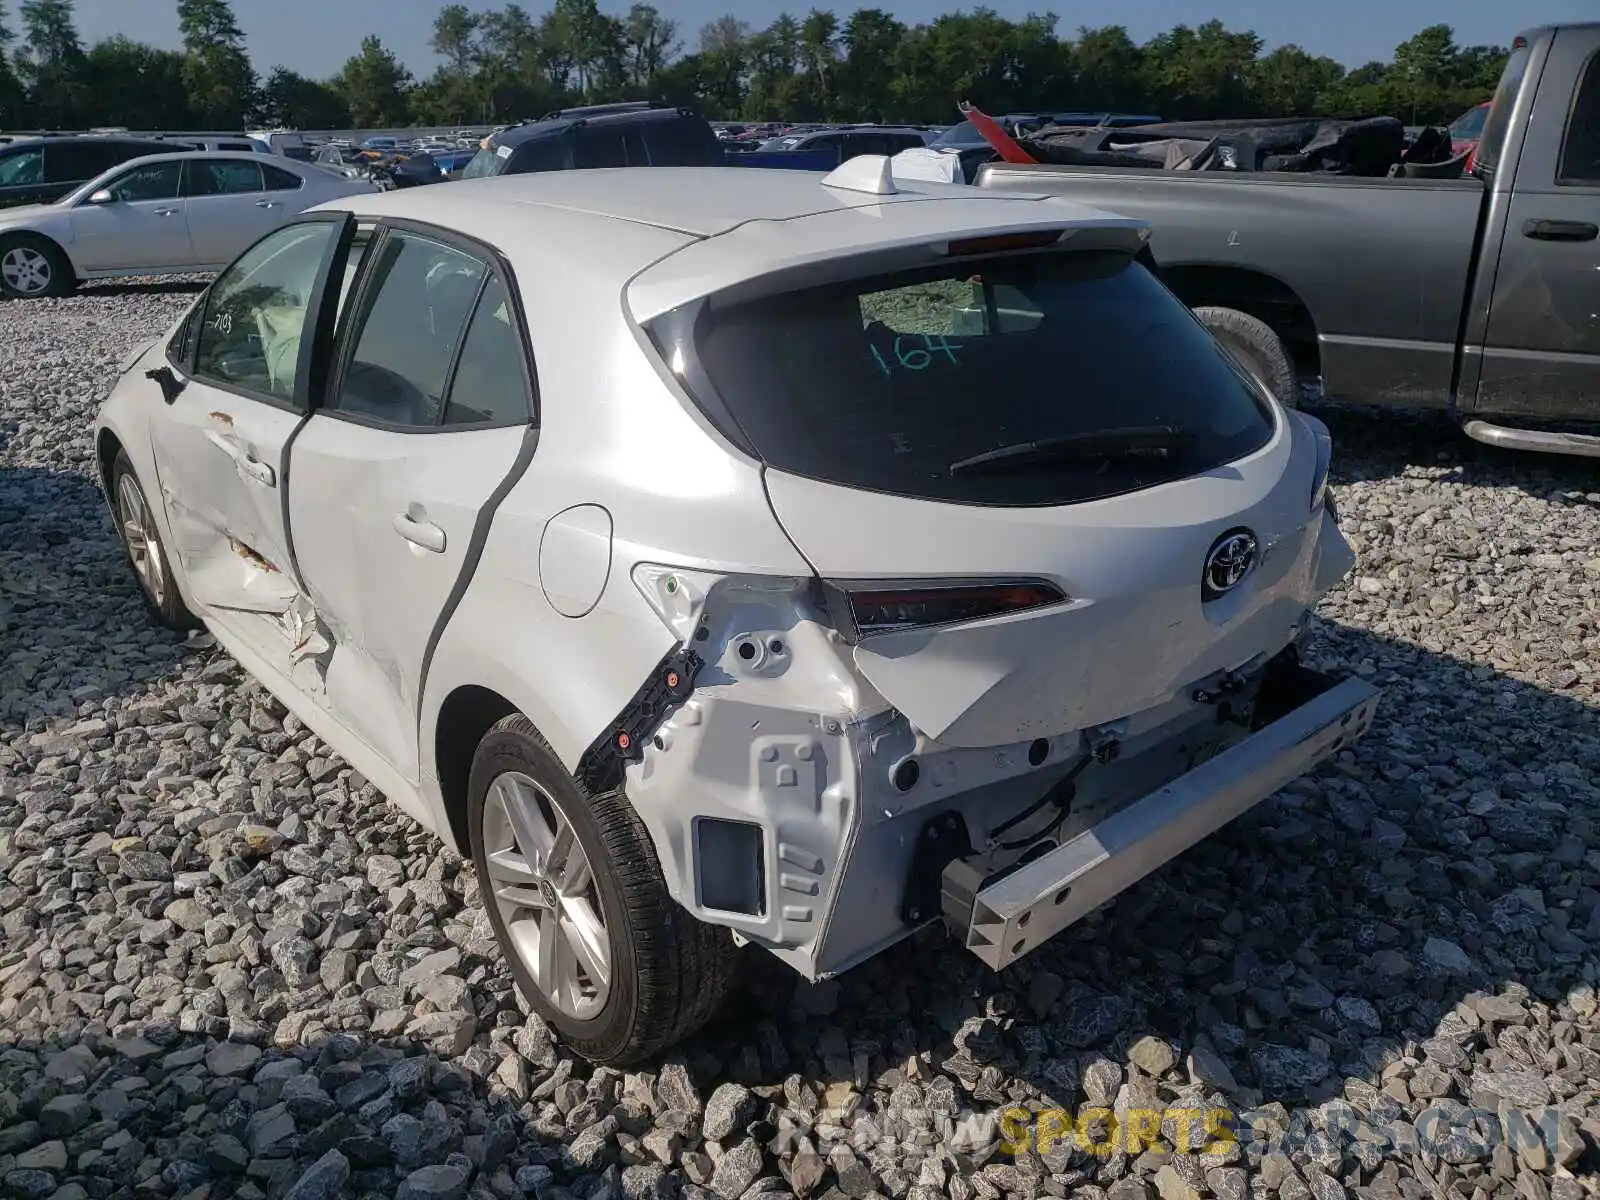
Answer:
417;243;814;834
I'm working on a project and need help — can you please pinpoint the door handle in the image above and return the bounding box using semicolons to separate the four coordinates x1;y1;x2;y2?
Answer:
1522;218;1598;242
254;200;279;209
203;429;276;487
392;511;446;553
152;208;179;217
238;457;275;486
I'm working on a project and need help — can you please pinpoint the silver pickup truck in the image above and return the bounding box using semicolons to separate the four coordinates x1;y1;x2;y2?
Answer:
970;21;1600;458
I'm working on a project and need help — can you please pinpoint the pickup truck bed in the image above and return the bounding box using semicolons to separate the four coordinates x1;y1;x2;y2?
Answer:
963;21;1600;457
975;165;1487;412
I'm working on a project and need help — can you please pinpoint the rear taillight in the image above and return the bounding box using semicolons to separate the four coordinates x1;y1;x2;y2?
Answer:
1293;410;1334;515
822;579;1067;641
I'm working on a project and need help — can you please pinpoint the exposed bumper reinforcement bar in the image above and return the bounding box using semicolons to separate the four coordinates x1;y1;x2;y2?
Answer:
941;670;1381;971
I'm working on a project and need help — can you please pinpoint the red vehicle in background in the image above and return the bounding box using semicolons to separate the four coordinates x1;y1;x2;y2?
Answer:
1450;100;1491;168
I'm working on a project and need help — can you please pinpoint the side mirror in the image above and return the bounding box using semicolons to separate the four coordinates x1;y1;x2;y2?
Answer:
87;188;115;205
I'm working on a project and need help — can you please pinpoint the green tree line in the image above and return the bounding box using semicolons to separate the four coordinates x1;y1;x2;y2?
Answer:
0;0;1506;132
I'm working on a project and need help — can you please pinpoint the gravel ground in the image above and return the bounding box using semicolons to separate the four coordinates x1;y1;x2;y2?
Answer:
1;286;1598;1200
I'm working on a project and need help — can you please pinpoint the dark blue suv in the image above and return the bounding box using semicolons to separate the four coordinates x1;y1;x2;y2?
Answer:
461;103;723;178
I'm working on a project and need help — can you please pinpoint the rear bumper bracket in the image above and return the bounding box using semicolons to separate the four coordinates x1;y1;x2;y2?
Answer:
940;667;1380;970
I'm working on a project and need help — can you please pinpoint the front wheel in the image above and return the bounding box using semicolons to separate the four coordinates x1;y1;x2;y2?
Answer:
0;233;75;300
111;451;197;630
468;714;742;1065
1194;306;1299;410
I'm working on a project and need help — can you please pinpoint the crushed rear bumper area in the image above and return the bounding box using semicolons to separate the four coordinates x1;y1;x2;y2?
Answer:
940;666;1380;970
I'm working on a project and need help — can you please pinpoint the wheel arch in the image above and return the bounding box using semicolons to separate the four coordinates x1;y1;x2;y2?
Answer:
1159;262;1321;381
0;227;79;282
96;426;125;508
433;683;521;855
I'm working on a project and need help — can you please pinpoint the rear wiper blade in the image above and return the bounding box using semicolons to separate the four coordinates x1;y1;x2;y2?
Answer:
948;425;1196;475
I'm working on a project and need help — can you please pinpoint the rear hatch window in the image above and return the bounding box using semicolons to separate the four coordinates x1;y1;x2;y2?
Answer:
646;248;1275;507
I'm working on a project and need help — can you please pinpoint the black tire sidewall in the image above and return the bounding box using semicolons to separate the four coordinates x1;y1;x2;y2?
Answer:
111;451;192;629
0;234;73;300
467;723;644;1058
1195;307;1298;409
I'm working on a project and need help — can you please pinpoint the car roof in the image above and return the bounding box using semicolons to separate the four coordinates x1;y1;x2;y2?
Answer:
330;165;998;236
496;106;698;147
113;150;299;166
319;163;1144;301
1;134;168;148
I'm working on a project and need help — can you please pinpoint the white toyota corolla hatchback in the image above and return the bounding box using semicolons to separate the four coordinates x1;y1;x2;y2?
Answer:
94;159;1377;1064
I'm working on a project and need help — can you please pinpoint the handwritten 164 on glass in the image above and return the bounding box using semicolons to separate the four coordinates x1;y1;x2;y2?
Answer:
868;333;964;379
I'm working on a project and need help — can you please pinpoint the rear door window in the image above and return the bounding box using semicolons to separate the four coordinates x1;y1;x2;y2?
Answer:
640;118;722;165
573;127;629;168
442;275;533;426
649;249;1275;507
186;159;264;196
44;141;121;183
330;230;487;427
507;138;570;173
1557;50;1600;183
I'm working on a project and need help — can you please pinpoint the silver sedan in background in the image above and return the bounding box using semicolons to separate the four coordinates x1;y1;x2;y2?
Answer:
0;151;378;300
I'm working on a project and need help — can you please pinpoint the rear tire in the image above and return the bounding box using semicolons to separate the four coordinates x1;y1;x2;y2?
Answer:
1194;306;1299;409
110;450;196;630
0;233;75;300
468;713;742;1065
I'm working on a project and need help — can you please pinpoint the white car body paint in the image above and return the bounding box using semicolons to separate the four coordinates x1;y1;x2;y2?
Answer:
0;151;376;283
94;162;1373;983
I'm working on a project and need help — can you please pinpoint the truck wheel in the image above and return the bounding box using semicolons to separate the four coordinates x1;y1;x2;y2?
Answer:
467;713;742;1065
1194;306;1299;409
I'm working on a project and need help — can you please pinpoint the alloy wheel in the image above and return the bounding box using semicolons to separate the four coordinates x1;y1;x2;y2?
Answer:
481;770;612;1019
1;246;52;297
116;473;166;606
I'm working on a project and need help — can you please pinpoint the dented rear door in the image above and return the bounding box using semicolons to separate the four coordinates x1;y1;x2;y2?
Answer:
147;216;351;649
283;228;535;782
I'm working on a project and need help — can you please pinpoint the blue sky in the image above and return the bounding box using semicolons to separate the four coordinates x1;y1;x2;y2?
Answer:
74;0;1597;81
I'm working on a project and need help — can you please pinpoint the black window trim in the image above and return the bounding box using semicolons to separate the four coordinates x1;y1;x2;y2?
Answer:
1556;45;1600;186
318;215;539;435
179;211;357;416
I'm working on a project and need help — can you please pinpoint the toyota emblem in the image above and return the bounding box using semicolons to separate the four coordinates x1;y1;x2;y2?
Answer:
1202;529;1259;600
